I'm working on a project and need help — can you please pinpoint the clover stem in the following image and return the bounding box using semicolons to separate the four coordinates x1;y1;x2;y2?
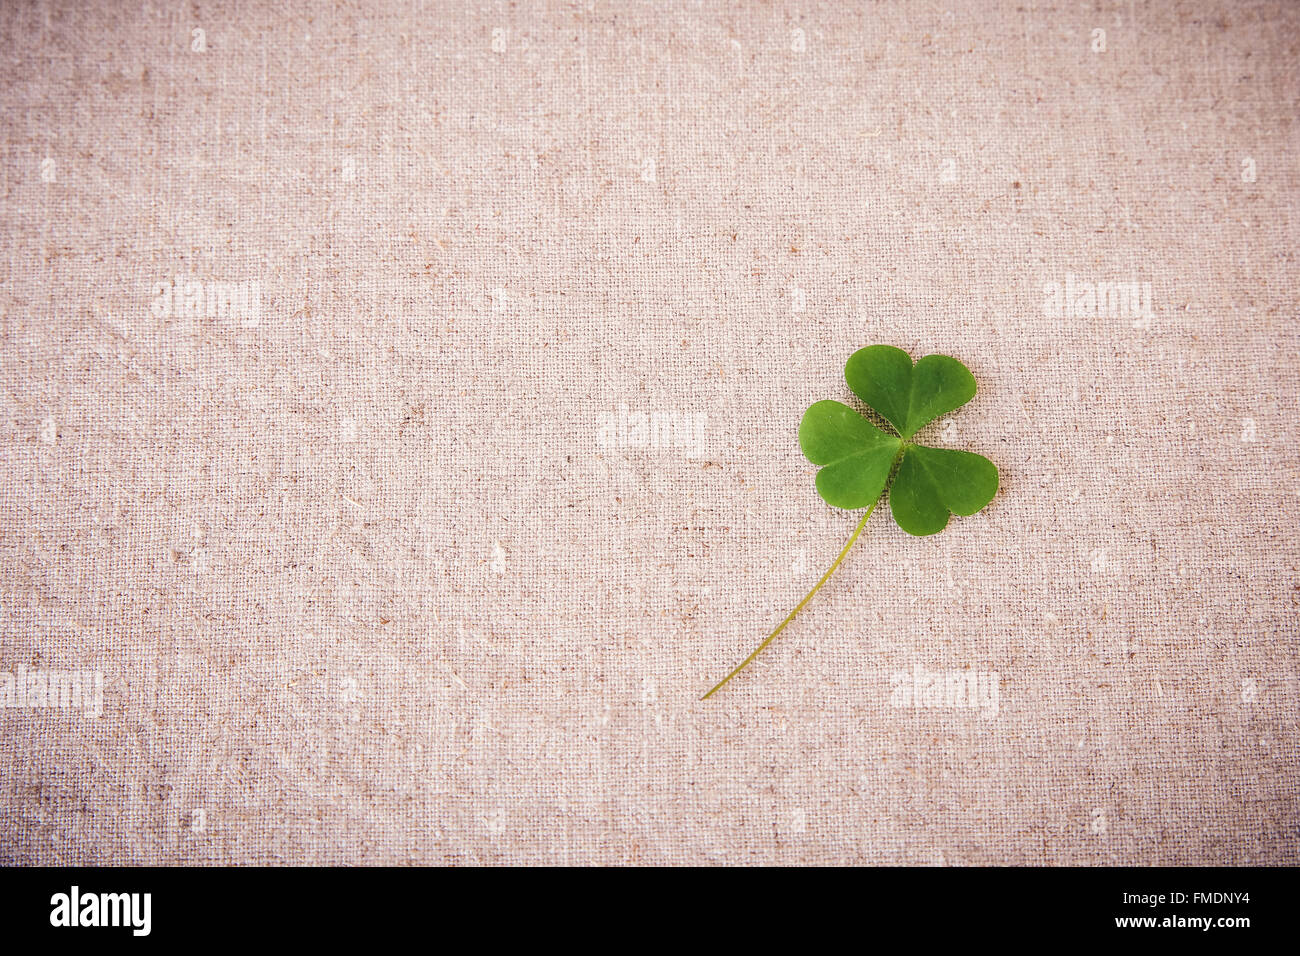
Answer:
701;495;881;700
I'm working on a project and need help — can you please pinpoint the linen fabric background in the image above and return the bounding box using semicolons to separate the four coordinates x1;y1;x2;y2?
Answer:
1;0;1297;865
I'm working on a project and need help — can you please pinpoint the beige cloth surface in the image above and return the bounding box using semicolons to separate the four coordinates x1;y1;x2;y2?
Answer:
1;0;1297;865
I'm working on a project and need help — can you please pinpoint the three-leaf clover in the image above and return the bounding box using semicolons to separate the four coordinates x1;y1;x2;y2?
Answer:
703;345;998;699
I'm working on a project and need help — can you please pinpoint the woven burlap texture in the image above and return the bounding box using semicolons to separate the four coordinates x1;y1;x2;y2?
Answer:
1;0;1297;864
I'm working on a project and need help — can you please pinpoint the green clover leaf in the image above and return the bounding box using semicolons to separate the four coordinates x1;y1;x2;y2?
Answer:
809;345;997;535
888;444;998;535
703;345;998;699
844;345;976;441
797;400;901;509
